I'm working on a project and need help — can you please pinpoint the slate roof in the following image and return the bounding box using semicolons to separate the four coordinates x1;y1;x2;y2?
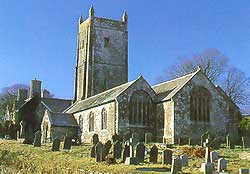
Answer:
48;112;78;127
65;79;137;113
41;98;72;112
152;69;200;102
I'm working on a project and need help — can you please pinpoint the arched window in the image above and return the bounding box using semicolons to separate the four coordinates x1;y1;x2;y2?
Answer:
101;108;107;130
190;87;211;122
89;112;94;132
129;90;152;125
79;115;83;131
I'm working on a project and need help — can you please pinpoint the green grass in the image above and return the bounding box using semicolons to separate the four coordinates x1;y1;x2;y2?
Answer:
0;140;250;173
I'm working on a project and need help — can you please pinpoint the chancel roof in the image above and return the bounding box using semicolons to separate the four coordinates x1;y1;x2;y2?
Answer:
152;69;200;102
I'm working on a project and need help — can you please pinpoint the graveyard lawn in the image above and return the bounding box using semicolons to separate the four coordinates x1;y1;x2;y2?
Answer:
0;140;250;174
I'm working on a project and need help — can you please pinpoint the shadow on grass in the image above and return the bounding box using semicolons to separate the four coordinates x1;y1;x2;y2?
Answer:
135;167;169;173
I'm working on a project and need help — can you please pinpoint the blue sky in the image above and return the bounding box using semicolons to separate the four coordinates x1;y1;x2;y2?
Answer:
0;0;250;100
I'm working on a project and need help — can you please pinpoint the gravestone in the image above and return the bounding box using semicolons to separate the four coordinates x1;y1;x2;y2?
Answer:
203;139;211;163
149;145;158;163
95;142;103;162
33;130;42;147
113;141;122;159
91;144;96;158
145;133;153;144
92;134;99;145
201;131;209;146
63;136;72;150
218;158;227;172
170;156;182;174
112;134;120;143
123;132;132;143
180;154;188;167
102;140;112;160
129;143;134;157
239;169;250;174
242;137;250;148
210;151;218;163
162;149;172;165
135;143;145;163
201;163;215;174
52;138;60;151
125;157;138;165
122;144;130;162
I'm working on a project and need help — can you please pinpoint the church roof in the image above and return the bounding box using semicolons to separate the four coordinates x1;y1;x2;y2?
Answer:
48;112;78;127
41;98;72;113
152;69;200;102
65;79;137;113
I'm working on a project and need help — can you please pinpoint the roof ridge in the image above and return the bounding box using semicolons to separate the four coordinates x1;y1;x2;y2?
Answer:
152;69;199;88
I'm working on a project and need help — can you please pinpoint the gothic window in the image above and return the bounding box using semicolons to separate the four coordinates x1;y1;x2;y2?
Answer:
129;90;152;125
101;108;107;130
104;37;110;48
79;115;83;131
89;112;94;132
190;87;211;122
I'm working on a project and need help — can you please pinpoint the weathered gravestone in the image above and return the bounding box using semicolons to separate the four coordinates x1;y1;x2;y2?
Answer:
52;138;60;151
122;143;130;163
33;130;42;147
135;142;145;162
170;156;182;174
95;142;103;162
239;168;250;174
210;151;218;163
112;134;120;143
125;156;138;165
102;140;112;160
91;144;96;158
242;137;250;148
162;149;172;165
226;134;235;149
92;134;99;145
123;132;132;143
145;132;153;144
149;145;158;163
63;136;72;150
202;163;215;174
201;139;215;173
180;154;188;167
217;158;227;172
113;141;122;159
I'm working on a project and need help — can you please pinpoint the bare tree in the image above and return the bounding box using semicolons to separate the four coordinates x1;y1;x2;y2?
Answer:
222;67;250;105
158;48;250;105
161;48;228;83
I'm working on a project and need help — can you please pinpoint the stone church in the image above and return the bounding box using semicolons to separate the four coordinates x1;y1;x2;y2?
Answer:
18;6;240;144
64;6;240;144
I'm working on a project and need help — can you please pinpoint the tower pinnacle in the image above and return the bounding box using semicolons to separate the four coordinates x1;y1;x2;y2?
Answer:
122;10;128;23
89;5;94;18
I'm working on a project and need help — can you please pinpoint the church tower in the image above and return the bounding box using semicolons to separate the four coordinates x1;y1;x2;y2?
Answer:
74;6;128;102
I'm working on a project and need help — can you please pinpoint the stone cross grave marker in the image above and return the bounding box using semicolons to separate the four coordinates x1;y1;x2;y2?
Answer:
113;141;122;159
162;149;172;165
210;151;218;163
102;140;112;161
33;130;42;147
170;156;182;174
52;138;60;151
92;134;99;145
135;142;145;163
217;158;227;172
149;145;158;163
63;136;72;150
95;142;103;162
180;154;188;167
204;138;211;164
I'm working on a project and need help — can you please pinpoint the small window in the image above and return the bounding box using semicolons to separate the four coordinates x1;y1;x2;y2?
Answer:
89;112;94;132
101;108;107;130
104;37;110;48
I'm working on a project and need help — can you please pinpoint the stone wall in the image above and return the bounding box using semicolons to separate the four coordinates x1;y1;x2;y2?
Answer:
73;101;116;143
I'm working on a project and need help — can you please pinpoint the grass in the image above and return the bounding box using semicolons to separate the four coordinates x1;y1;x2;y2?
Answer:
0;140;250;173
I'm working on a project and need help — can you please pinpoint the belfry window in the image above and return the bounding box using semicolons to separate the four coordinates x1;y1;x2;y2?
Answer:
104;37;110;48
89;112;94;132
129;90;152;125
190;87;211;122
101;108;107;130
